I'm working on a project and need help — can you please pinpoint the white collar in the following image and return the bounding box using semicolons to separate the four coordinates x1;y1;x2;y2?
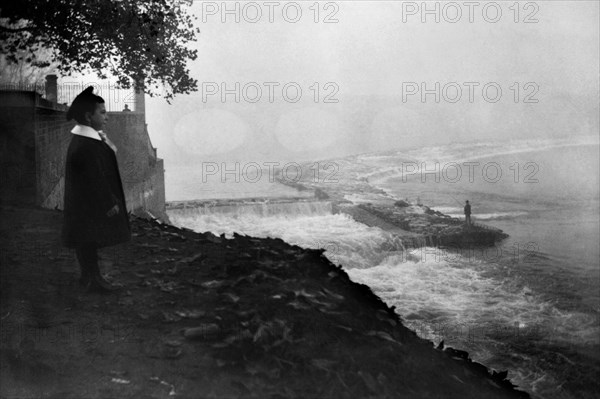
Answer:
71;124;101;141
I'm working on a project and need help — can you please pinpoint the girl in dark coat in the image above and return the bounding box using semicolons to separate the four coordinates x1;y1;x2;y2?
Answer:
61;87;131;292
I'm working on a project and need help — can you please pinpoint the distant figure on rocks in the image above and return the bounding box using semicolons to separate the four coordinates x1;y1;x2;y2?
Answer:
122;104;131;112
464;200;472;226
62;87;131;293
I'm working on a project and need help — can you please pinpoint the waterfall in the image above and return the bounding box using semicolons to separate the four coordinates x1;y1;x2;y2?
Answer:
167;200;333;219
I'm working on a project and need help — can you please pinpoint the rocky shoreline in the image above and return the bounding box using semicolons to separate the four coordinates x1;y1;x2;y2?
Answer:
0;204;528;398
334;201;508;248
275;165;509;249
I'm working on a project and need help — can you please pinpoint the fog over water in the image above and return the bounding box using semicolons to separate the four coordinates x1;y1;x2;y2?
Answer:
143;0;598;166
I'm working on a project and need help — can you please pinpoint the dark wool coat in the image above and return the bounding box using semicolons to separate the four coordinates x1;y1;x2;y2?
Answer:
61;134;131;248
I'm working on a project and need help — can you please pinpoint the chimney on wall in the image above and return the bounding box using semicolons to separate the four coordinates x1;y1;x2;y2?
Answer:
45;74;58;102
134;84;145;114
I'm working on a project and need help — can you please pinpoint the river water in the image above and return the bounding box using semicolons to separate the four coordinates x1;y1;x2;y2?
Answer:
168;137;599;398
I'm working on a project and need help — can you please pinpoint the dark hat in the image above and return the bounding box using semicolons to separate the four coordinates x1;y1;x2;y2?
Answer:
66;87;104;123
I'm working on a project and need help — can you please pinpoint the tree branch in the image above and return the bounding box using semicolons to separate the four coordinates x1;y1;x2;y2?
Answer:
0;25;33;33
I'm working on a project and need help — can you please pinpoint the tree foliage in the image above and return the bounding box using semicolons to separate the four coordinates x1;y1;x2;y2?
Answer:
0;48;56;85
0;0;200;99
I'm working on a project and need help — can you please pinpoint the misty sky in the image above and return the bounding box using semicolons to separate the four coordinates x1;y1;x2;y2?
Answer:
137;0;600;164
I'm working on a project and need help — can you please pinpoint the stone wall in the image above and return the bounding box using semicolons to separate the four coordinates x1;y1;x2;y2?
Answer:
105;112;154;186
0;93;37;205
35;105;72;209
0;90;167;221
124;158;167;220
104;112;167;220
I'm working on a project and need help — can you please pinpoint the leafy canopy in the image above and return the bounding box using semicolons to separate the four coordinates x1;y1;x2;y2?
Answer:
0;0;200;99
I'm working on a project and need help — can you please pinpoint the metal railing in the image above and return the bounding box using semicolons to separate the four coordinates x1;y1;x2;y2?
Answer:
58;82;136;112
0;82;45;95
0;81;136;112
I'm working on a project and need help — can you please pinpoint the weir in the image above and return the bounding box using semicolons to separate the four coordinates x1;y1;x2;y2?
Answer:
166;195;507;251
166;197;333;218
166;197;436;250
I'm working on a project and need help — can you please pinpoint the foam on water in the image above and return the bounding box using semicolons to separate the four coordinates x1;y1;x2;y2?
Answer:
396;135;599;168
444;211;530;220
346;252;599;345
169;206;595;348
169;209;407;269
432;206;463;214
169;201;332;219
169;197;599;398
